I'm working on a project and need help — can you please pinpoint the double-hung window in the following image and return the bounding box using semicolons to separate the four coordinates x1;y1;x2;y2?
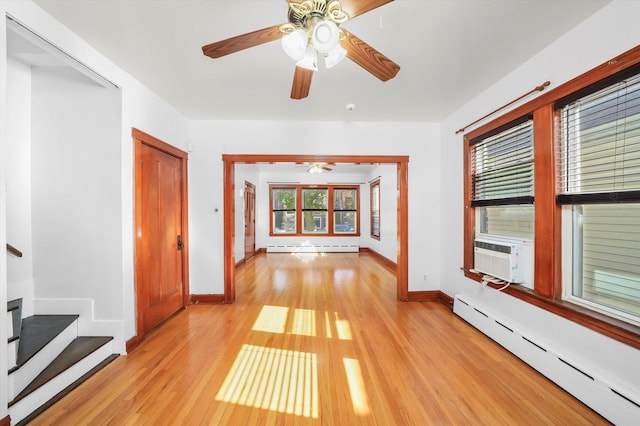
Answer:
471;119;535;240
302;188;328;233
333;188;357;234
557;72;640;323
272;187;297;234
370;179;381;239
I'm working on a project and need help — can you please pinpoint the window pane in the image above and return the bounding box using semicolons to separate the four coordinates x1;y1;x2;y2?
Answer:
273;211;296;233
471;121;534;202
302;189;328;209
334;212;356;233
302;189;327;233
371;182;380;238
477;205;534;240
303;211;327;233
559;75;640;194
334;189;357;210
571;204;640;319
273;188;296;210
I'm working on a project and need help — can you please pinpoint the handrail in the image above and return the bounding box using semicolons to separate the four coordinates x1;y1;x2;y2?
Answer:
6;243;23;258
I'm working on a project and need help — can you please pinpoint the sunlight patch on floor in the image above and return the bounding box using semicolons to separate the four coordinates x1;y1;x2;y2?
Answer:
253;306;317;336
216;344;319;419
343;358;370;416
253;305;289;334
292;308;316;336
335;312;353;340
324;312;333;338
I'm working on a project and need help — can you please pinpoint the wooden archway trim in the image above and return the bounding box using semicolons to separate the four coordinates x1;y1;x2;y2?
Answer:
223;154;410;303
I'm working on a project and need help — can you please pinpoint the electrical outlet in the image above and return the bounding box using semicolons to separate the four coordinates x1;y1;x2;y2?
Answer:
423;274;428;283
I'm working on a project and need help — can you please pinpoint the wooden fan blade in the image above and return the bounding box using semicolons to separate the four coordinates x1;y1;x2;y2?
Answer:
341;30;400;81
202;24;284;58
339;0;394;19
291;66;314;100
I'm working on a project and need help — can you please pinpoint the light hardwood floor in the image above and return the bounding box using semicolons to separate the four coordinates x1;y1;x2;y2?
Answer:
30;252;607;425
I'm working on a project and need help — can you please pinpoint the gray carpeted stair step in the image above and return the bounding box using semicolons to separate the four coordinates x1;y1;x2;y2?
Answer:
10;336;115;406
10;315;79;374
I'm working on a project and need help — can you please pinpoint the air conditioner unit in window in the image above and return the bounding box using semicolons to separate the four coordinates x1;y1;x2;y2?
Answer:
474;237;533;286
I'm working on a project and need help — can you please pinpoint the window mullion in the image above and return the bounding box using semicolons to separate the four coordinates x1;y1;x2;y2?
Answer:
534;104;561;298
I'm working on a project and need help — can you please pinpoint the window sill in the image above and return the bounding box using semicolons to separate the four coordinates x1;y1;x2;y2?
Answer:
463;270;640;350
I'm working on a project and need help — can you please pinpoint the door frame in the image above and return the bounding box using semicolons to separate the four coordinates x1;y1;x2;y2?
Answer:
243;180;256;262
133;128;190;340
222;154;409;303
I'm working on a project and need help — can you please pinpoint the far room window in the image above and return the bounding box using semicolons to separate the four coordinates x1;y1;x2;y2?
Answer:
272;187;297;234
557;71;640;324
270;185;360;236
370;179;380;239
333;188;358;234
302;188;328;233
471;119;535;240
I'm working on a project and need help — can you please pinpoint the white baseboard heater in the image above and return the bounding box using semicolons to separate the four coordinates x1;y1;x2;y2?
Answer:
267;244;359;253
453;294;640;424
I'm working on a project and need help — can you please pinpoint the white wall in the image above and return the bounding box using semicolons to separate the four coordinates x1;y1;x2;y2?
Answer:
30;66;122;318
440;0;640;402
6;56;34;315
188;120;441;295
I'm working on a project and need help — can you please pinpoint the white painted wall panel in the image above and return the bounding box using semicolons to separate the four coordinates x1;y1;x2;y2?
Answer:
6;56;35;315
188;120;442;295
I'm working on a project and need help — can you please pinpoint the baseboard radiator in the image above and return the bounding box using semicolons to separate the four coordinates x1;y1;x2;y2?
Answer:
266;244;359;253
453;294;640;424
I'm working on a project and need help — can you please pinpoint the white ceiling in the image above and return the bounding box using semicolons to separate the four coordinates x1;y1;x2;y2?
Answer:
30;0;610;122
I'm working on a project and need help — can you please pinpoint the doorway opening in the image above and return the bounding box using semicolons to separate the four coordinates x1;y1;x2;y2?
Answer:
222;154;409;303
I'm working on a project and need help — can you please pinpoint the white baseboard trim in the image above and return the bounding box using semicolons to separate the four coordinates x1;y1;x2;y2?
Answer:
33;298;125;354
267;244;359;253
453;294;640;425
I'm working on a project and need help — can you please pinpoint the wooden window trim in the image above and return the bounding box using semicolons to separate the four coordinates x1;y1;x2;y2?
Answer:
269;184;361;237
370;178;381;240
462;44;640;349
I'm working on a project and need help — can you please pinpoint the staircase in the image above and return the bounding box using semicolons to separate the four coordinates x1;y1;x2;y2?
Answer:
6;298;118;425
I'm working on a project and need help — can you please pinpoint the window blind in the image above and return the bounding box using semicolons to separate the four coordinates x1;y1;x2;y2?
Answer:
471;120;534;206
558;73;640;202
573;204;640;318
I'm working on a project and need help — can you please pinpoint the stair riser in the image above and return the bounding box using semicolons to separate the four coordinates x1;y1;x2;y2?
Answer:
7;310;15;337
8;321;78;400
8;340;19;369
9;341;114;425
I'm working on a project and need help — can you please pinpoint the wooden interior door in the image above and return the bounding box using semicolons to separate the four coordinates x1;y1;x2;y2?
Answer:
134;129;189;338
244;181;256;261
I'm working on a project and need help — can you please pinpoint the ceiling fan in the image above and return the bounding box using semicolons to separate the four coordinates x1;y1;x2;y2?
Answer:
201;0;400;100
307;162;333;173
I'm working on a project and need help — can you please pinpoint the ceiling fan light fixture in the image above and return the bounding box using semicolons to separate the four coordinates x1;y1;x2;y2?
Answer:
297;45;318;71
311;20;339;53
308;164;324;173
324;44;347;68
281;28;308;61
